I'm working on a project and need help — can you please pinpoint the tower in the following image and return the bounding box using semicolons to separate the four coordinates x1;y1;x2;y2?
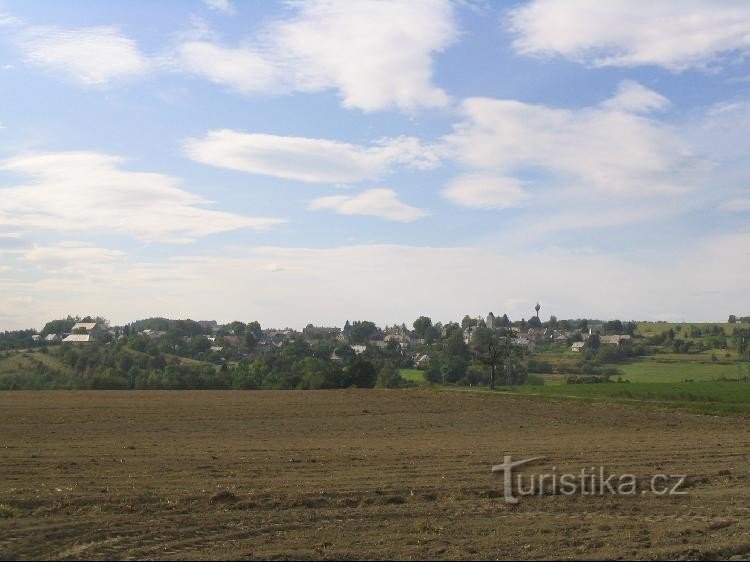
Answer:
535;302;540;319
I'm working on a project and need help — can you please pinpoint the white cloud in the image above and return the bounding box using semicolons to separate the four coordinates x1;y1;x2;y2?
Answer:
508;0;750;71
176;41;278;93
203;0;235;15
16;26;149;85
177;0;457;111
442;174;529;210
443;82;698;197
601;80;670;114
23;241;125;265
184;130;439;183
0;152;285;242
309;188;427;222
4;235;748;331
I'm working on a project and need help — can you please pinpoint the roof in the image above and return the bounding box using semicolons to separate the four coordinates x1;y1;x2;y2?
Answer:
600;334;631;345
62;334;93;342
71;322;98;331
571;341;585;348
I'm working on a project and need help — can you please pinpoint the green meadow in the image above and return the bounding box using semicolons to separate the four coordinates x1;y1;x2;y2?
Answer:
495;381;750;416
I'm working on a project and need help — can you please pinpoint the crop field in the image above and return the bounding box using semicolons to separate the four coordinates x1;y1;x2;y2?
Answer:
1;390;750;560
498;381;750;416
634;322;739;338
617;360;747;383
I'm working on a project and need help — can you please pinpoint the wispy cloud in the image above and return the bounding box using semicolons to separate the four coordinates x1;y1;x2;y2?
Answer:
0;152;285;242
184;130;439;183
202;0;235;16
442;174;529;210
508;0;750;71
309;188;427;222
16;25;149;85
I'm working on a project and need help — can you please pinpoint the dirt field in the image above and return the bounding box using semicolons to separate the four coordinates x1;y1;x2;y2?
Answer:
1;390;749;560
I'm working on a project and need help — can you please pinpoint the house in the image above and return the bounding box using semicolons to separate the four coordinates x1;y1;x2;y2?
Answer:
600;334;632;346
571;341;585;352
415;354;431;368
71;322;103;336
44;334;60;343
351;344;367;355
62;334;94;343
514;336;535;351
222;335;241;347
142;329;166;341
302;325;341;342
31;335;41;342
64;322;104;343
463;325;477;345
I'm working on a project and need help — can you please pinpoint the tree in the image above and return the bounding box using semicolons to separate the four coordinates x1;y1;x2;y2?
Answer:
349;321;377;344
227;321;246;336
443;322;462;339
528;316;542;329
423;325;441;344
343;359;377;388
376;362;404;388
729;315;737;324
41;316;77;337
587;333;600;351
412;316;432;338
475;328;525;390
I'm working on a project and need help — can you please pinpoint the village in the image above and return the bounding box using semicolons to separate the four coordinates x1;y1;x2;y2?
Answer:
26;304;640;371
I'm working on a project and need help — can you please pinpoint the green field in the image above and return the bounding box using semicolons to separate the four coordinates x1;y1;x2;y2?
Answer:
496;381;750;416
618;359;748;383
635;321;741;337
399;368;427;385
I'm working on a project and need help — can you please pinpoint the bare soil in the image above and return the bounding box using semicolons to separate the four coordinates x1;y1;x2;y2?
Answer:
0;390;748;560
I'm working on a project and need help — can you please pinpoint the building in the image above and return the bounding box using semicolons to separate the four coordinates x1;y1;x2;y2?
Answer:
600;335;632;346
302;325;341;342
415;354;431;368
63;322;104;343
514;336;535;351
571;342;585;352
62;334;95;343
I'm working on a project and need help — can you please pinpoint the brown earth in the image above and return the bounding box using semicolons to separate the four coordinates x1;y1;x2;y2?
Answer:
0;390;749;560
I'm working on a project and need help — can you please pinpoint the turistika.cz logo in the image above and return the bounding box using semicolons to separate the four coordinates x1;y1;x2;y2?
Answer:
491;455;687;504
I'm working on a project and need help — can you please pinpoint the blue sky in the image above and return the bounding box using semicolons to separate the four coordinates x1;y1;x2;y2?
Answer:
0;0;748;330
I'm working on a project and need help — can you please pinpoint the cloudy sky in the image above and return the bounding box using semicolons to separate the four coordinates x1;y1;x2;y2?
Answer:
0;0;748;330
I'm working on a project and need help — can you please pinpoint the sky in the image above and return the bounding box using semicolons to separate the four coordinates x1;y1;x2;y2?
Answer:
0;0;748;331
